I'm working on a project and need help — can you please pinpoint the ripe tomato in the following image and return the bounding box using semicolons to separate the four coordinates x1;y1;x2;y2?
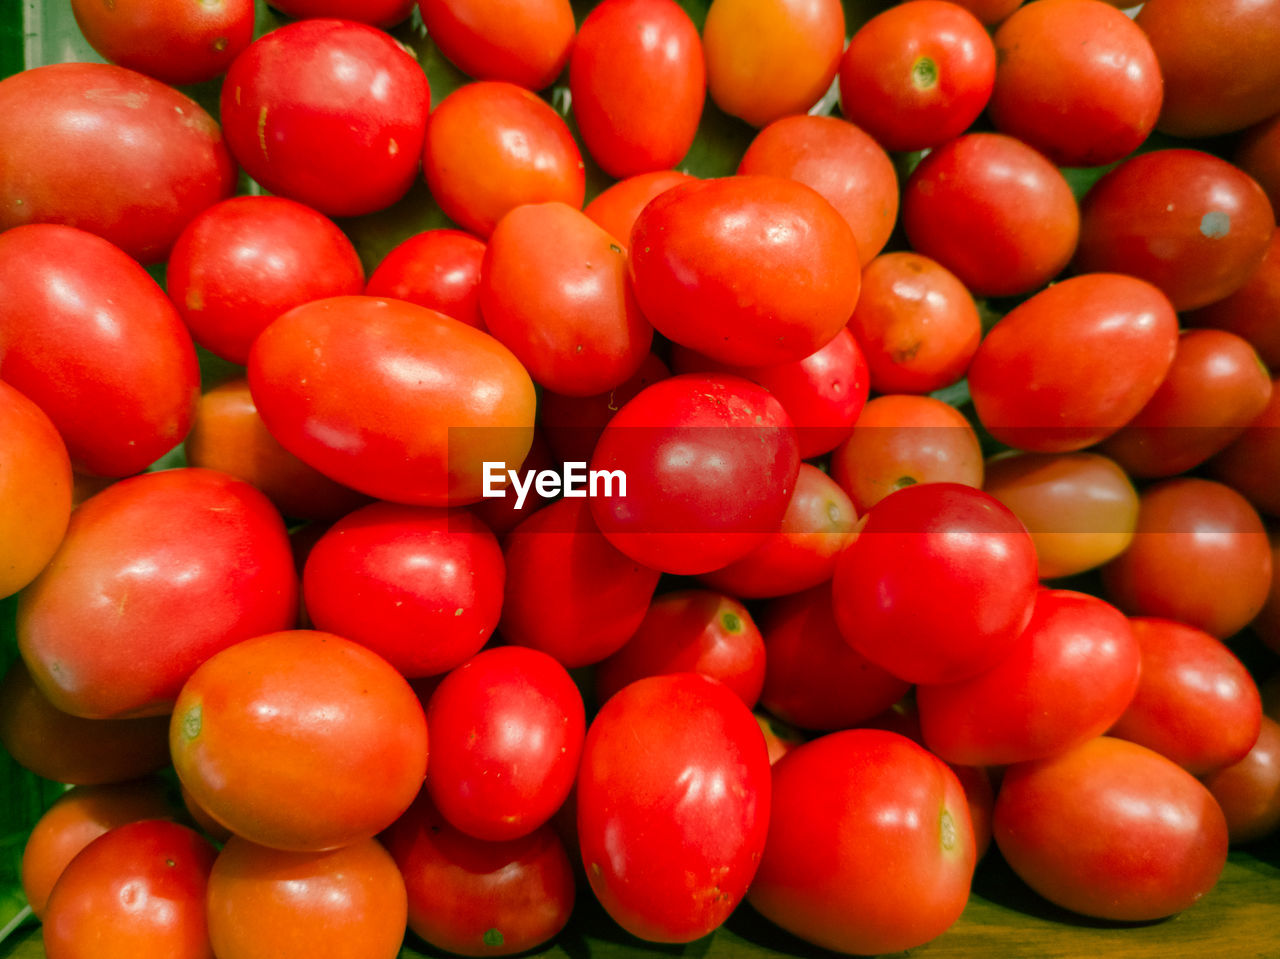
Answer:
1202;716;1280;846
582;170;693;248
364;228;487;330
539;351;671;465
1189;229;1280;370
1208;376;1280;517
948;0;1023;25
1237;117;1280;213
268;0;415;26
419;0;576;91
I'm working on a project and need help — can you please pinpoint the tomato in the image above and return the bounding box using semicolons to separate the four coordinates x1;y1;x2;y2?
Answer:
0;659;170;785
364;228;487;330
699;463;857;599
595;589;766;708
629;176;860;366
423;81;585;238
539;351;671;465
248;295;536;506
268;0;415;27
1137;0;1280;137
206;836;407;959
499;496;661;668
419;0;575;91
180;786;231;844
948;0;1023;25
748;729;975;955
839;1;996;153
1099;329;1272;478
43;820;216;959
69;0;253;86
171;629;428;851
0;224;200;477
21;780;178;920
1252;533;1280;655
18;468;297;719
968;274;1178;452
830;394;984;515
1237;116;1280;213
588;374;801;575
1190;229;1280;371
737;114;899;265
832;483;1039;685
0;62;235;263
302;502;504;677
1203;715;1280;846
1101;478;1272;639
1109;618;1263;775
221;20;429;217
570;0;704;178
757;584;911;732
167;196;365;366
917;589;1140;766
703;0;845;128
465;427;559;535
994;737;1229;921
989;0;1162;167
577;673;770;943
983;451;1139;579
902;133;1079;298
582;170;693;248
1208;377;1280;517
384;793;575;957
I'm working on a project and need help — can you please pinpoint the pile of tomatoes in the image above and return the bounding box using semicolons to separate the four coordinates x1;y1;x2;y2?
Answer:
2;0;1280;956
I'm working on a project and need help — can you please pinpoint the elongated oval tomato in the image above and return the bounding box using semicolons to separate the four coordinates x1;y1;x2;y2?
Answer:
419;0;575;91
268;0;414;26
577;673;770;943
364;228;487;330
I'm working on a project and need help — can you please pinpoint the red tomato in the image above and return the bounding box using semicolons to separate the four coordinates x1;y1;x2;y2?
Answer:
839;1;996;153
171;629;428;851
577;673;770;943
18;468;297;719
582;170;693;248
949;0;1023;24
902;133;1079;297
539;351;671;465
43;821;216;959
167;196;365;366
1237;116;1280;213
588;375;801;575
832;483;1039;685
423;81;585;238
1208;376;1280;517
917;589;1140;767
994;737;1229;920
1101;478;1272;639
1109;618;1263;775
206;836;407;959
1203;715;1280;846
1189;229;1280;370
968;273;1179;452
629;175;860;366
248;295;536;506
0;224;199;477
384;793;575;957
302;503;504;677
419;0;576;91
595;590;766;709
748;729;975;955
1074;150;1276;311
737;114;899;265
364;228;487;330
989;0;1162;167
570;0;704;178
221;20;429;217
268;0;415;26
0;62;235;263
1250;533;1280;655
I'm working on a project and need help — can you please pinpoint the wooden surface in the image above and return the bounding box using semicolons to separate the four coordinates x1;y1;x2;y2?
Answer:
3;842;1276;959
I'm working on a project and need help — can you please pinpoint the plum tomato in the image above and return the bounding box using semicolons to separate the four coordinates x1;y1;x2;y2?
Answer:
364;228;487;330
582;171;694;249
1208;377;1280;517
419;0;576;91
1237;117;1280;214
1202;715;1280;846
1189;229;1280;371
950;0;1024;23
269;0;415;27
539;352;671;465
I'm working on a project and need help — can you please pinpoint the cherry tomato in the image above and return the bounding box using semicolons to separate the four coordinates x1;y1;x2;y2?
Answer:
1189;229;1280;370
269;0;415;27
1203;715;1280;846
1251;532;1280;656
539;351;671;465
364;228;487;330
947;0;1024;25
419;0;576;91
1237;116;1280;213
582;170;693;248
1208;376;1280;517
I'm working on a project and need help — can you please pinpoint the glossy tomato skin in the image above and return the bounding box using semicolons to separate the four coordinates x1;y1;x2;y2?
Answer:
1189;229;1280;370
582;170;693;248
903;133;1078;298
968;274;1179;452
248;295;536;506
917;589;1140;767
1074;150;1276;311
951;0;1023;23
839;0;996;153
588;375;801;575
18;468;298;719
423;81;585;238
171;630;428;851
221;20;429;217
1208;376;1280;517
364;228;487;330
1237;118;1280;214
0;62;235;262
577;673;770;943
0;224;199;477
384;793;575;957
419;0;575;91
270;0;415;26
994;737;1229;920
737;114;898;266
748;729;976;955
167;196;365;365
989;0;1162;167
302;503;504;677
42;821;216;959
570;0;704;178
630;175;860;366
1203;715;1280;846
832;483;1039;685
